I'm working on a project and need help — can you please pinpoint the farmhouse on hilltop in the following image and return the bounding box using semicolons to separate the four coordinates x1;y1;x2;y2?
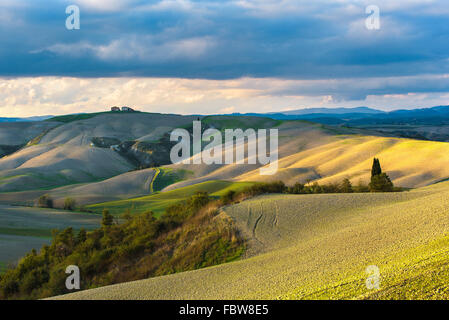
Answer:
110;106;136;112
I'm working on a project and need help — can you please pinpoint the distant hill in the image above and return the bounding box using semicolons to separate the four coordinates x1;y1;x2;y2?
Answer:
224;106;449;141
228;105;449;123
354;105;449;123
0;115;53;122
278;106;384;115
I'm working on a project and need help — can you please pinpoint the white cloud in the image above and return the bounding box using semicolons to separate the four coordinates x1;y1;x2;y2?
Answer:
220;106;236;113
2;75;449;117
69;0;138;12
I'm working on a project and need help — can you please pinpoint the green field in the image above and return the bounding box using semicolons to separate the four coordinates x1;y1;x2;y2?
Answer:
46;112;111;123
87;180;255;216
57;180;449;299
0;205;101;269
151;167;193;193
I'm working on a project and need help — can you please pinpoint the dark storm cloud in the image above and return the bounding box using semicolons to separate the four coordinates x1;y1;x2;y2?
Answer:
1;0;449;100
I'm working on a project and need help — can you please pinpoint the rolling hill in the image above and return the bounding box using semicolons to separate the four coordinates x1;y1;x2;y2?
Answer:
53;180;449;299
164;123;449;191
1;111;449;300
0;112;198;193
2;114;449;208
86;180;255;216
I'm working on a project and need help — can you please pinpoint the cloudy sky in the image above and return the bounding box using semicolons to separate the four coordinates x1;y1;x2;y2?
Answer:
1;0;449;117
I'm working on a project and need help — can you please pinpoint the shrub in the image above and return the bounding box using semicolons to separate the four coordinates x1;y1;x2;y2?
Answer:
37;194;53;208
241;181;286;196
340;178;353;193
221;190;236;205
63;198;76;211
101;209;114;228
288;182;305;194
354;182;370;193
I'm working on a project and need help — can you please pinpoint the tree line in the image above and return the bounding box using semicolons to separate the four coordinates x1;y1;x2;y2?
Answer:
222;158;397;203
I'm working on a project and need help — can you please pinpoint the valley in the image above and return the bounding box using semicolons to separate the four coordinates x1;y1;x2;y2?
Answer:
0;205;100;271
1;109;449;299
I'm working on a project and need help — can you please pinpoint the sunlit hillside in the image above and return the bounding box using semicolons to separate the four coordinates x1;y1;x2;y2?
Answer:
54;180;449;300
237;136;449;188
166;125;449;190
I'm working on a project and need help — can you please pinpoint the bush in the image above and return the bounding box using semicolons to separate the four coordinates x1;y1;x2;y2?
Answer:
63;198;76;211
221;190;236;205
340;178;353;193
37;195;53;208
288;182;305;194
241;181;286;196
354;182;370;193
101;209;114;228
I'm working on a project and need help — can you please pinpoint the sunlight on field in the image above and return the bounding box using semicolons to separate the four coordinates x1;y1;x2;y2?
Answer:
54;180;449;300
238;135;449;188
87;180;255;216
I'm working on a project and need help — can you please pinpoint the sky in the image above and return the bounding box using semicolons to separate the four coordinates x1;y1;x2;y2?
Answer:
1;0;449;117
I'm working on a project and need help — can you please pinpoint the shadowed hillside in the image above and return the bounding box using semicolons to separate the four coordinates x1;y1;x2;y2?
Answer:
0;112;198;193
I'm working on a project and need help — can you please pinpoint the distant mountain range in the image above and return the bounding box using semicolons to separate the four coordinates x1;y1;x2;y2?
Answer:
227;105;449;125
272;106;384;115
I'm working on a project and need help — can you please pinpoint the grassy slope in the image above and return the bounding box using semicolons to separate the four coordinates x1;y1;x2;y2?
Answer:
0;205;100;268
236;135;449;188
46;112;110;123
86;180;255;216
163;121;449;192
56;180;449;300
151;167;193;193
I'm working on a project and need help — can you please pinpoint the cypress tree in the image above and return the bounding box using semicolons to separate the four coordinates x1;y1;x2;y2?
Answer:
371;158;382;177
369;158;394;192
